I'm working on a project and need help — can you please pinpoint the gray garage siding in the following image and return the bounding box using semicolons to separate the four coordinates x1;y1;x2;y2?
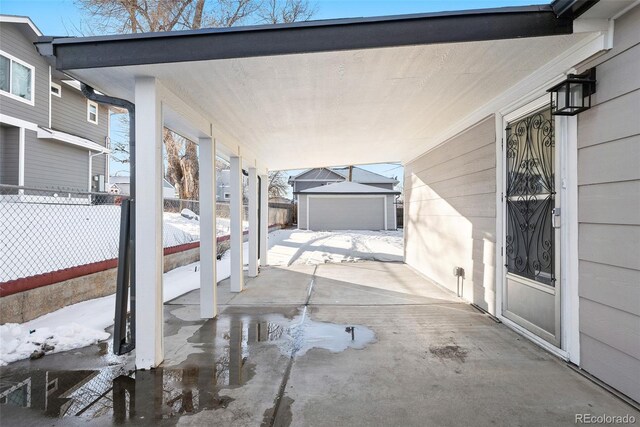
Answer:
24;130;89;191
404;115;496;313
0;24;49;127
299;194;395;230
574;4;640;402
0;125;20;185
310;197;384;230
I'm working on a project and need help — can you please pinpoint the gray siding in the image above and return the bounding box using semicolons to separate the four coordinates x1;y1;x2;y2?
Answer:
404;115;496;312
0;125;19;185
51;81;109;145
24;130;89;191
0;24;49;127
294;181;340;193
298;194;308;228
575;4;640;402
367;183;395;190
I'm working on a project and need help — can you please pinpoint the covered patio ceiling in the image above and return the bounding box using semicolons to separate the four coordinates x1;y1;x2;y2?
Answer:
43;4;602;170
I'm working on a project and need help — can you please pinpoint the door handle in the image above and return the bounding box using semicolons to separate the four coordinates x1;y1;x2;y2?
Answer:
552;208;561;228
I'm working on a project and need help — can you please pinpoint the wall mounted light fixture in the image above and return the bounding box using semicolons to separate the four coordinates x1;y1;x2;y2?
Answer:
547;68;597;116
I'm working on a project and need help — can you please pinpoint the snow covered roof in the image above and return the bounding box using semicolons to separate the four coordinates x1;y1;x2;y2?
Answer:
299;181;400;194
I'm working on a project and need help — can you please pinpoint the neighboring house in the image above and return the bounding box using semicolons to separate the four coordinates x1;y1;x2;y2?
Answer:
0;15;111;193
297;181;399;231
289;166;398;196
108;175;177;199
216;169;230;201
290;166;400;230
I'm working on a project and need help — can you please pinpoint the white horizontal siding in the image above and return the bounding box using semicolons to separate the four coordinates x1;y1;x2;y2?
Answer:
404;115;496;312
576;4;640;402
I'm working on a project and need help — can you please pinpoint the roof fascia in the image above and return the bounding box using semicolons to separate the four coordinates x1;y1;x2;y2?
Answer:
48;5;573;70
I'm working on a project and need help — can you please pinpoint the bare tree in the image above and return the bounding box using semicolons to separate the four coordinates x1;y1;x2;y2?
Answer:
77;0;317;196
164;129;200;200
268;170;289;199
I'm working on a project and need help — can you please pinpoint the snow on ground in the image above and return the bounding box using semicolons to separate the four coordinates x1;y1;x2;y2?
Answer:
0;229;403;365
267;229;403;266
0;243;249;366
0;202;248;282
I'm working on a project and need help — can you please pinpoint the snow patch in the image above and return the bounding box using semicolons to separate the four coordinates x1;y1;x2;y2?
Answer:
0;243;249;366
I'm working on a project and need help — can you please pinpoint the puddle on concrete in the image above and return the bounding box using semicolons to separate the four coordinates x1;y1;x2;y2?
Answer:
0;309;375;425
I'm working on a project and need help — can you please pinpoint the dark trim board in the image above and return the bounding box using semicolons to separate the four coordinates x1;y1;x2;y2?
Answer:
45;5;574;70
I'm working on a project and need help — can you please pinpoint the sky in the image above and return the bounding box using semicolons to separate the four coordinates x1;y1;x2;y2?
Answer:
1;0;538;186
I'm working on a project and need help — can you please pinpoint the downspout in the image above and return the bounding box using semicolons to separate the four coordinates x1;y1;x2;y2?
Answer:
81;83;136;353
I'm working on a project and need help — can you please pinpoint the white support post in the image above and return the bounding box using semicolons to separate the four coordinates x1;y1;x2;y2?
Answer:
230;156;244;292
199;137;217;318
259;174;268;267
134;77;164;369
248;167;258;277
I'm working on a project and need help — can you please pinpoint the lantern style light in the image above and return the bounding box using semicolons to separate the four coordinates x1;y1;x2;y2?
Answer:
547;68;596;116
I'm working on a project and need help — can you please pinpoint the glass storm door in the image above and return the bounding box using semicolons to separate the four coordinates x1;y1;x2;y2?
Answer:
503;106;561;346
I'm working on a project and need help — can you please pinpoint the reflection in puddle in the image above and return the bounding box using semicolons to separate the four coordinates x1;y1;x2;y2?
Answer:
0;312;374;424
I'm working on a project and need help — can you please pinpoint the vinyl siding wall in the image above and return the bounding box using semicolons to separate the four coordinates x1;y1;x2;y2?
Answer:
0;24;49;127
0;125;19;185
51;81;110;144
24;130;89;191
574;5;640;402
404;115;496;313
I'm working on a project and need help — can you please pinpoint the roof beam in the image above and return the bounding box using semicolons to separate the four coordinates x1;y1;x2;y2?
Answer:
49;5;572;70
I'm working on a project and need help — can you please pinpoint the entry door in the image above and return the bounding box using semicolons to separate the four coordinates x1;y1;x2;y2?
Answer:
503;105;561;346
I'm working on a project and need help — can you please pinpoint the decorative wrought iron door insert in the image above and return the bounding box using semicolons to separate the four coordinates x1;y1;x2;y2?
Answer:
505;108;555;286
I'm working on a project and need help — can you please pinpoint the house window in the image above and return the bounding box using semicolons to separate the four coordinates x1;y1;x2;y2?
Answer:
0;51;35;105
87;100;98;124
224;193;231;199
50;82;61;97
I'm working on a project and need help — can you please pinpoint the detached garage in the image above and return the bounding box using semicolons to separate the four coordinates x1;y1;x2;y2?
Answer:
298;181;399;231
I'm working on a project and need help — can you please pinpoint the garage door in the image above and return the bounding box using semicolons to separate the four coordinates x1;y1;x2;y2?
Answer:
308;196;385;230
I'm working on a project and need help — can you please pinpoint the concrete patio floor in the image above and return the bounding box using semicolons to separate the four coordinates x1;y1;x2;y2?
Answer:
1;261;637;426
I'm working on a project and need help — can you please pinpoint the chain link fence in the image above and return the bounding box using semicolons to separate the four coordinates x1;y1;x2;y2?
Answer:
0;184;201;284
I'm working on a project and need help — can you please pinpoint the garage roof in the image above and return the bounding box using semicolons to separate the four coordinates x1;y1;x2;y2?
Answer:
299;181;400;195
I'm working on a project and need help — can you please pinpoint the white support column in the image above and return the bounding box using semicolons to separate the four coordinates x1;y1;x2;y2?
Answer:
259;174;269;267
248;167;258;277
230;156;244;292
134;77;164;369
199;137;217;318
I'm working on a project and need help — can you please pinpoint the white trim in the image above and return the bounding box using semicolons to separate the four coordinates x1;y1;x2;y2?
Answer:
558;114;580;365
87;99;99;124
494;114;504;318
50;81;62;98
36;127;110;153
0;113;38;131
0;50;36;106
18;127;25;187
48;66;52;128
500;316;570;361
0;15;42;36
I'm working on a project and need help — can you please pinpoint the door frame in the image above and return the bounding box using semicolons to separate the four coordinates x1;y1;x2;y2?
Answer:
495;91;580;364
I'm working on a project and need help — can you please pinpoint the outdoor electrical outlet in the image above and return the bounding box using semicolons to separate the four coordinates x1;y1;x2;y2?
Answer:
453;267;465;278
